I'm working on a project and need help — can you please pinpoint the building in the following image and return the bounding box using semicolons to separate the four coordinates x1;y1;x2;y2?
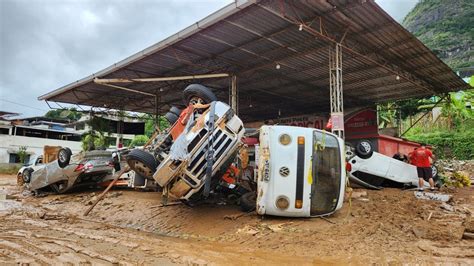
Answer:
0;114;82;163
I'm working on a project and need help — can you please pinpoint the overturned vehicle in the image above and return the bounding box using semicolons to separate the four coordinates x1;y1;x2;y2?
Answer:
345;140;438;189
127;84;247;204
127;84;347;217
18;148;120;193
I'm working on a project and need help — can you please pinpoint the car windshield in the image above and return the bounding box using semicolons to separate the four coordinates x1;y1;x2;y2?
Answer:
26;156;38;166
310;131;341;216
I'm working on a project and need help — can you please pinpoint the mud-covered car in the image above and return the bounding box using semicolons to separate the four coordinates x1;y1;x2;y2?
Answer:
127;84;245;202
20;148;120;193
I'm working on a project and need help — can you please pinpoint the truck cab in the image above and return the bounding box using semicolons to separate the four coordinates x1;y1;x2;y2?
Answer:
256;126;345;217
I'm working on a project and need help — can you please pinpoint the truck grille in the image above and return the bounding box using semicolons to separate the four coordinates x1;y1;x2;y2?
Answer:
186;128;234;180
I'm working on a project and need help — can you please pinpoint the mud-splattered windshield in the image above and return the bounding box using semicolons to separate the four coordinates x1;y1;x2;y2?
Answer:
310;131;341;216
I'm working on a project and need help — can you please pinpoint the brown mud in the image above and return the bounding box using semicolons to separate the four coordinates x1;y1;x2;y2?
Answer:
1;174;473;265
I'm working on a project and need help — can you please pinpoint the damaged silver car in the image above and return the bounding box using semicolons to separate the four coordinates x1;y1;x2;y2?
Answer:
20;148;120;193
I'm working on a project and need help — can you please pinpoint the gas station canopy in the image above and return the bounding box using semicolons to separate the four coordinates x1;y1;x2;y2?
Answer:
39;0;469;122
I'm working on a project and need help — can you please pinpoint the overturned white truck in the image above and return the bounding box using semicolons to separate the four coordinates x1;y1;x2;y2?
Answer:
127;84;346;217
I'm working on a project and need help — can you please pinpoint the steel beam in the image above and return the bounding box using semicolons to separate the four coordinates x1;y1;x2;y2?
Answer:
230;75;238;114
329;43;344;138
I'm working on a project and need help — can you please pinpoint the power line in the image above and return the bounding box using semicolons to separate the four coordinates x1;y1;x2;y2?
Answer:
0;99;48;112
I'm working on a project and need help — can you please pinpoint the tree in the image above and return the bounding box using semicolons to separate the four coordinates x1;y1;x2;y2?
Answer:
17;146;28;164
141;114;170;137
81;114;111;151
45;108;82;121
130;135;149;147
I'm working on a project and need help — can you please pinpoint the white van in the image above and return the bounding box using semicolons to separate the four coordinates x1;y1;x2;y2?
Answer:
256;126;346;217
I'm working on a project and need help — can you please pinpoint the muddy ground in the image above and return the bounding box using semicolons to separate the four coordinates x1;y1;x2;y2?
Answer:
1;174;473;265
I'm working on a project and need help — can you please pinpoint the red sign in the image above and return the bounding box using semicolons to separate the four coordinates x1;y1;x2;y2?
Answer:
344;108;378;137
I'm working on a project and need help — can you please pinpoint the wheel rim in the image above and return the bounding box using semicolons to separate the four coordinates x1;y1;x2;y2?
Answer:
59;151;66;162
360;142;371;153
189;96;205;105
431;166;437;176
129;159;153;177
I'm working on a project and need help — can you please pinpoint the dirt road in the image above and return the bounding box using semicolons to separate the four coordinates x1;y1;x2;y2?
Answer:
1;174;473;265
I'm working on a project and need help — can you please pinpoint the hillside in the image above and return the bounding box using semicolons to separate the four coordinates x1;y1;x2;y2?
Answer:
403;0;473;73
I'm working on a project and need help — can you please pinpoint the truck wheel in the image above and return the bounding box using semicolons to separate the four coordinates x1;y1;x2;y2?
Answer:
169;106;182;116
240;192;256;212
164;112;179;125
183;84;217;105
355;140;373;159
57;148;72;168
126;149;157;179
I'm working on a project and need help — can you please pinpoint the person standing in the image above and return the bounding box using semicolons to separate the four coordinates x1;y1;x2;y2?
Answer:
411;143;436;191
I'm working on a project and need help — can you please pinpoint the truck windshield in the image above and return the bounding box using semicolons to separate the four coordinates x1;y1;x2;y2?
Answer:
310;131;341;216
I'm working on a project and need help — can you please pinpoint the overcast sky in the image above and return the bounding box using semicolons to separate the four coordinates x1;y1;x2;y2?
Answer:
0;0;419;118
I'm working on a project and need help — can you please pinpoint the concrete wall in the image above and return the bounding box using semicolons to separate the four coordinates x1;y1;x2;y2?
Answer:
0;135;82;163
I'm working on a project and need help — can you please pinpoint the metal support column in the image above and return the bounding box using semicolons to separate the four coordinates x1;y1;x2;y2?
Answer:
154;95;161;130
329;43;344;138
230;75;238;114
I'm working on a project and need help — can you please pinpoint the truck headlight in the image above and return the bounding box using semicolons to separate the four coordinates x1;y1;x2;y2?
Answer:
279;134;291;145
276;196;289;210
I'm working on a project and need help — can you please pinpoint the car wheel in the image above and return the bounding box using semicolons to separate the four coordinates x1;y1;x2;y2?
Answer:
355;140;374;159
164;112;179;125
126;149;158;179
183;84;217;105
58;148;72;168
431;165;438;179
22;167;34;183
240;191;256;212
50;181;69;194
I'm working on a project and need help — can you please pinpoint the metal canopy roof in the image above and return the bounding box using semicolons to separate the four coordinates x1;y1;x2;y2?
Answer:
39;0;469;122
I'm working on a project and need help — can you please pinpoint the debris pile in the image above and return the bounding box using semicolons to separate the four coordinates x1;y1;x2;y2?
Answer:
437;159;473;188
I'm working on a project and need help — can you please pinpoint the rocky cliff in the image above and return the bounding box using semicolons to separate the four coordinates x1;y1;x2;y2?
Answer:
402;0;473;74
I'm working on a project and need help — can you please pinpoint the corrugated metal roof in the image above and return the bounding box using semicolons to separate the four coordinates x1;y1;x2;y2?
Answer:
39;0;469;122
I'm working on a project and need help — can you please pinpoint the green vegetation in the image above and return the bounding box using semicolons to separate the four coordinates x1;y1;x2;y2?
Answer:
45;108;82;121
402;0;474;71
130;135;149;147
81;115;111;151
405;127;473;159
394;89;474;159
0;164;22;175
17;146;28;164
143;114;170;138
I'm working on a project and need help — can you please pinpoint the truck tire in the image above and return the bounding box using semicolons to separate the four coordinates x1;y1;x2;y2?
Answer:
58;148;72;168
169;106;182;117
164;112;179;125
183;84;217;105
126;149;157;179
355;140;374;159
240;191;256;212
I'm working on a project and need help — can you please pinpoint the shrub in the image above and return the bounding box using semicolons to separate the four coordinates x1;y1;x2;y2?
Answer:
130;135;149;147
